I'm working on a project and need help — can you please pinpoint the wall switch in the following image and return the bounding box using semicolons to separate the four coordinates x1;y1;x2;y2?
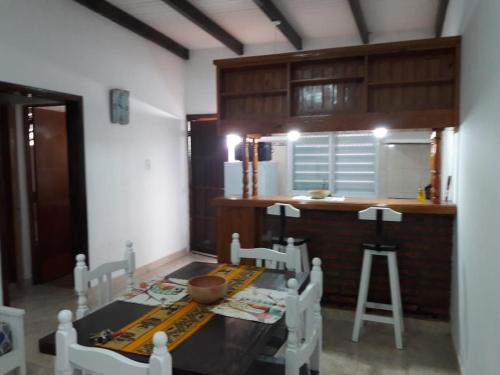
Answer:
145;159;151;170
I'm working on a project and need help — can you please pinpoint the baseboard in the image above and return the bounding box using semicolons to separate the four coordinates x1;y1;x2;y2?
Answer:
134;248;190;278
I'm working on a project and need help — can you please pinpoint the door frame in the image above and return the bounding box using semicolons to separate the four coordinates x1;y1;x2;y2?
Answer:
0;81;88;300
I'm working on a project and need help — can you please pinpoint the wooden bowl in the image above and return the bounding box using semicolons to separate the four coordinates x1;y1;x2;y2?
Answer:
307;189;330;199
187;275;228;304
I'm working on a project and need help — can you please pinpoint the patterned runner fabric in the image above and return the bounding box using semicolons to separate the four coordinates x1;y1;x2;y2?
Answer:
98;264;265;356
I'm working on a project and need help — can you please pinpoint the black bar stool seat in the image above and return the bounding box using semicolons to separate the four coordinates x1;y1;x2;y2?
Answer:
272;236;310;247
361;239;398;252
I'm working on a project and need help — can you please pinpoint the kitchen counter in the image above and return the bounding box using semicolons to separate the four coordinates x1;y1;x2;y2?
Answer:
214;196;457;215
214;195;456;319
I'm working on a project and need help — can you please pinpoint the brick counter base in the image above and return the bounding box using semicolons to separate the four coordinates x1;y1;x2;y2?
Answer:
263;209;454;320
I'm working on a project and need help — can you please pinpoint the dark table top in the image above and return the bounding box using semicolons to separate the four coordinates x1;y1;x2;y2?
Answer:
39;262;305;375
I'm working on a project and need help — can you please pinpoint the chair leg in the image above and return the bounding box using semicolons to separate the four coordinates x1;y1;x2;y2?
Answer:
388;252;403;349
300;244;310;274
352;250;372;342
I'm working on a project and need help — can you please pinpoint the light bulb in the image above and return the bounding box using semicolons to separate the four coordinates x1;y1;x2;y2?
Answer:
373;127;388;139
287;130;301;141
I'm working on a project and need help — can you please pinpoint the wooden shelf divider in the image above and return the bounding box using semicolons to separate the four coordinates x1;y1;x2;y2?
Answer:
290;76;365;85
220;89;287;97
367;78;454;87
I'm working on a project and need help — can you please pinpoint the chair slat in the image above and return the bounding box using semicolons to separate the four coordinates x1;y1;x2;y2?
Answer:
230;233;300;272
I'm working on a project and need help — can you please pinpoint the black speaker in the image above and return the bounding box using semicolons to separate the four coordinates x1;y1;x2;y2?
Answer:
235;142;272;162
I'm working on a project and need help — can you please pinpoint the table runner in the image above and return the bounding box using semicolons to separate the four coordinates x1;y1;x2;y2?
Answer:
98;264;265;356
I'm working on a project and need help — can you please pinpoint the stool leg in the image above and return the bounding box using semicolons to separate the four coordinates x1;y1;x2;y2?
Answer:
392;254;404;333
300;244;310;274
352;250;372;342
388;252;403;349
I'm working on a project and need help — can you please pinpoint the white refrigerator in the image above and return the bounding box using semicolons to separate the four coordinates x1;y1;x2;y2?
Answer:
224;161;279;197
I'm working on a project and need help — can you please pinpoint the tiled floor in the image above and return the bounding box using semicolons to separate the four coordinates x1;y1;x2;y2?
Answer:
9;252;459;375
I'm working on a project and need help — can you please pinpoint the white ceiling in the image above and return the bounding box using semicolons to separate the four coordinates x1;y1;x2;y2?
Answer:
107;0;443;50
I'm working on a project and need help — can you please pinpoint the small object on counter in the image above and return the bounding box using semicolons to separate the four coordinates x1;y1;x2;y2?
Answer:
425;184;432;200
417;188;426;202
445;176;452;202
307;189;330;199
90;329;122;344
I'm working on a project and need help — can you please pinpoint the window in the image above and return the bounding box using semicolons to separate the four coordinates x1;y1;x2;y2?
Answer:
288;131;378;197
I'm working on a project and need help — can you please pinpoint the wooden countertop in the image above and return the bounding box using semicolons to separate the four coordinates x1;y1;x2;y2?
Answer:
214;196;457;215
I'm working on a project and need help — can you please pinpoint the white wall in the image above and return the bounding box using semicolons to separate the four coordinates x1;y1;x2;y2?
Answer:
452;0;500;374
185;31;432;115
0;0;188;270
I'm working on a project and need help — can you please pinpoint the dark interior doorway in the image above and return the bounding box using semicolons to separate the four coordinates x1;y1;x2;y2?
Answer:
187;114;226;256
0;82;88;305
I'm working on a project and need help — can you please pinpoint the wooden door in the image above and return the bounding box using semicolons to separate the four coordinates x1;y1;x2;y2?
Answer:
0;105;16;303
189;119;226;255
29;107;73;283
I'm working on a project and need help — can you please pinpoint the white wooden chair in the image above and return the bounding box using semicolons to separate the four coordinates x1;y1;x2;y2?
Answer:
230;233;301;272
0;305;26;375
246;258;323;375
74;241;136;319
55;310;171;375
266;203;311;274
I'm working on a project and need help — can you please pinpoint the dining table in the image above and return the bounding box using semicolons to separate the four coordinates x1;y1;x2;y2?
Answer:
38;261;306;375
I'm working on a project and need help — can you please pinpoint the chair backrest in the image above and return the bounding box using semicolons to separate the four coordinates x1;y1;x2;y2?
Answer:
285;258;323;375
266;203;301;218
358;207;402;222
0;306;26;375
359;207;402;240
55;310;172;375
266;203;301;244
74;241;136;319
230;233;301;271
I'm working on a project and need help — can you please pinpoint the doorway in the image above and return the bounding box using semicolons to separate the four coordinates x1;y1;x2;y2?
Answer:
187;114;226;256
26;106;74;283
0;81;88;305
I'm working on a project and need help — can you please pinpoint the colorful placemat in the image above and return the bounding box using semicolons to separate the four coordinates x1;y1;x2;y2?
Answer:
212;286;287;324
98;264;265;356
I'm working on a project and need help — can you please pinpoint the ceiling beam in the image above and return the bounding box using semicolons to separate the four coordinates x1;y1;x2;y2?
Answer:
348;0;369;44
160;0;244;55
435;0;450;37
73;0;189;60
253;0;302;50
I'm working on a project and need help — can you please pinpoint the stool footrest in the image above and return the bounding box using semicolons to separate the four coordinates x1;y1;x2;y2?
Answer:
365;302;393;311
362;314;394;325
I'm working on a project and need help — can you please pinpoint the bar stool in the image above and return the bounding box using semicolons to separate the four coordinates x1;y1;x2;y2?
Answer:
352;207;404;349
266;203;310;274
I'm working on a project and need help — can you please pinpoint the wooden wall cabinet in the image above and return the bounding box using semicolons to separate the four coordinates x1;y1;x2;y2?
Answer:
214;37;460;135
